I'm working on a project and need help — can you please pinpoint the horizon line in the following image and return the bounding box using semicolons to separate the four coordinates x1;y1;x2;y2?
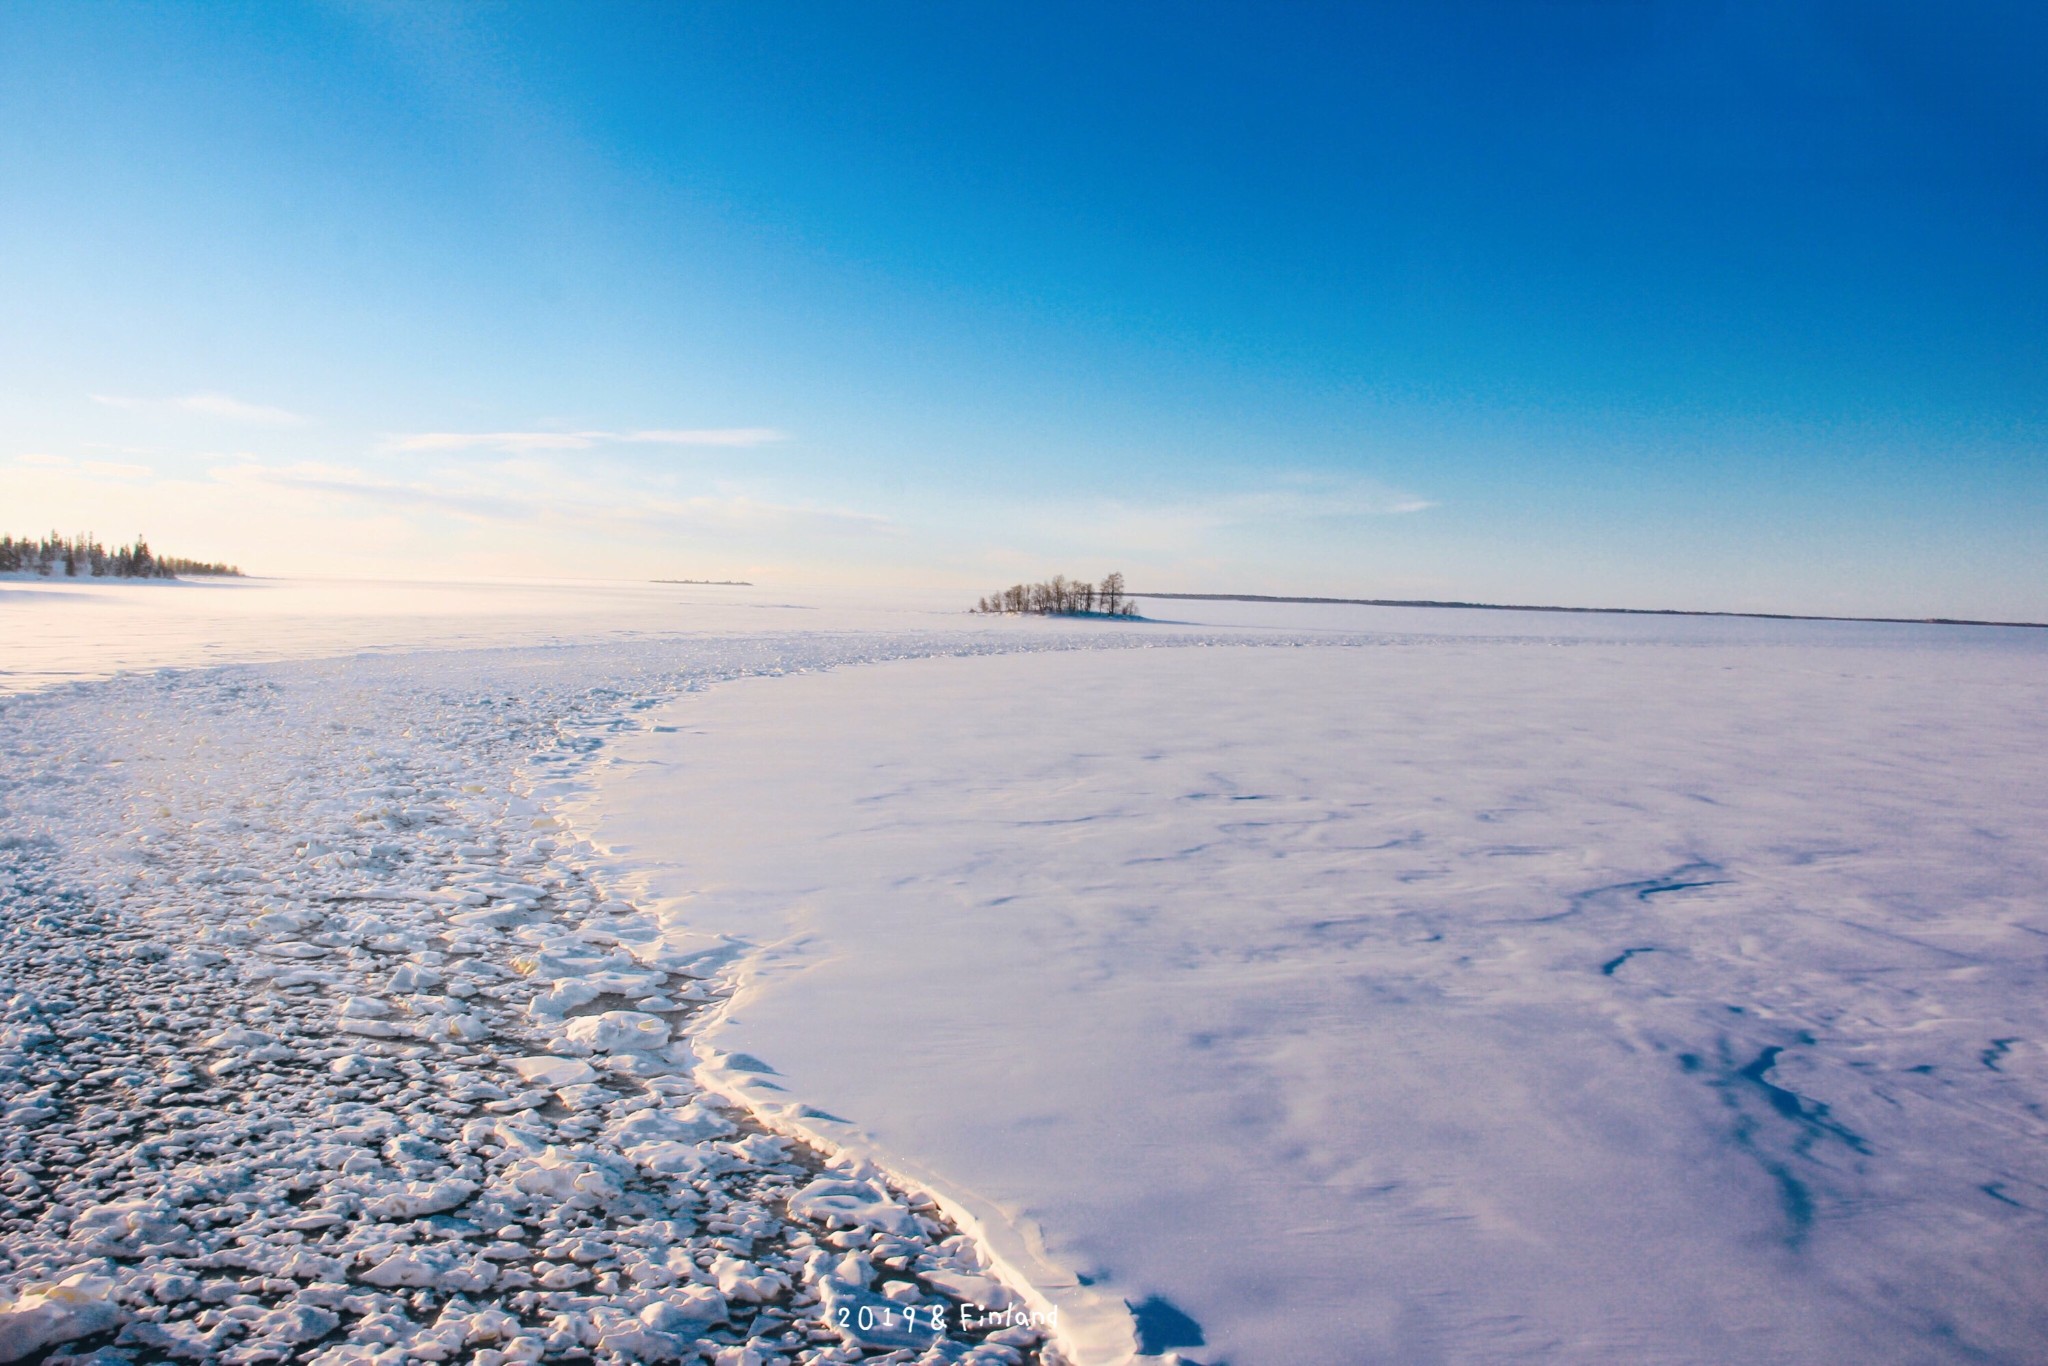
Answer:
1131;592;2048;632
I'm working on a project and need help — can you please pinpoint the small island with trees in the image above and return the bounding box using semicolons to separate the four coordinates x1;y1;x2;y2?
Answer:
975;572;1139;617
0;533;242;580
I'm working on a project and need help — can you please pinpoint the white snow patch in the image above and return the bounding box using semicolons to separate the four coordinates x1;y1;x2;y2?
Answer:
508;1056;598;1089
0;1271;124;1363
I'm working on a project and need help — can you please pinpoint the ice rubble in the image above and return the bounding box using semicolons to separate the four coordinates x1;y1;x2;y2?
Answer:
0;634;1192;1365
9;600;2044;1365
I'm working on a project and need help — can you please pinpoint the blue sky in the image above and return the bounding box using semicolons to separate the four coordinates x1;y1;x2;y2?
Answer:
3;2;2043;616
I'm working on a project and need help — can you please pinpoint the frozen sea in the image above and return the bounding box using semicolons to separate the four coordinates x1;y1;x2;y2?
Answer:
3;575;2045;1365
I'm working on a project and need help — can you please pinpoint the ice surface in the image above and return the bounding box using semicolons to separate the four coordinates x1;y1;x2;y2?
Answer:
5;579;2045;1364
0;575;1015;694
0;604;1131;1365
579;630;2048;1364
0;1270;124;1362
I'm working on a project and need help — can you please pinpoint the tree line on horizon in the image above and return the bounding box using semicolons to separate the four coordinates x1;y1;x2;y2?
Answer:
975;572;1137;617
0;533;242;579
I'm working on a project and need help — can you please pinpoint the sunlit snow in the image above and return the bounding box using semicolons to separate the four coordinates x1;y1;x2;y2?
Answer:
2;578;2043;1365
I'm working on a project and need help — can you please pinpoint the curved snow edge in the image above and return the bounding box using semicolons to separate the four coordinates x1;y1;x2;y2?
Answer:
692;951;1142;1366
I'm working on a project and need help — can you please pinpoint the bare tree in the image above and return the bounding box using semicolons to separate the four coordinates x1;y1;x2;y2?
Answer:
1099;572;1124;616
973;572;1137;618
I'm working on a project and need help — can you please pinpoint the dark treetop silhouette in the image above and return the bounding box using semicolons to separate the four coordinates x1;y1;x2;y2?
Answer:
1;533;241;579
975;572;1137;617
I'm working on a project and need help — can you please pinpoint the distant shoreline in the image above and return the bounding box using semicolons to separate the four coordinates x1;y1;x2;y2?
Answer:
1132;591;2048;631
651;579;753;586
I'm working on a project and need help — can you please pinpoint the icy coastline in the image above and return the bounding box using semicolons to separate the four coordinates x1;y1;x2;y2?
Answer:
3;582;2045;1364
0;632;1150;1365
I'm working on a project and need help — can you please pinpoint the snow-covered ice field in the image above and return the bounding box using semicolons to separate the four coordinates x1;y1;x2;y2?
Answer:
3;577;2045;1365
0;577;980;696
580;628;2048;1365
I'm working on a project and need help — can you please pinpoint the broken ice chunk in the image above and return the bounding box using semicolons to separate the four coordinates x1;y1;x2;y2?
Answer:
787;1178;922;1237
356;1245;498;1292
389;963;445;993
362;1178;479;1221
708;1255;789;1304
0;1270;125;1362
509;1056;598;1089
563;1011;670;1053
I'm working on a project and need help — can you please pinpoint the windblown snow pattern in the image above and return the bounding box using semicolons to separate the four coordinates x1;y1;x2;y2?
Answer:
1;578;2044;1366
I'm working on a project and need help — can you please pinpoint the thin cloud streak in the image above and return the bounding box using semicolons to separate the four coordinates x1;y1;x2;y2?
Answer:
90;392;307;425
12;452;153;479
1213;483;1436;519
213;460;890;539
212;462;538;523
175;392;306;425
388;428;788;453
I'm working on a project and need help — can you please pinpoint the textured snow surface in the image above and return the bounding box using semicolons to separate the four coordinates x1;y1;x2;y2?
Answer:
4;582;2046;1365
583;634;2048;1365
1;629;1159;1366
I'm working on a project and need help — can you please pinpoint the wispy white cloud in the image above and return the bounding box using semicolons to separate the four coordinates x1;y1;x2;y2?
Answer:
91;392;307;425
13;452;153;479
212;459;887;539
211;462;536;523
1207;478;1436;520
174;392;306;425
387;427;788;454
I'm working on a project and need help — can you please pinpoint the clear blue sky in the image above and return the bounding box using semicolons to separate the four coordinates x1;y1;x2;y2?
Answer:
3;2;2043;616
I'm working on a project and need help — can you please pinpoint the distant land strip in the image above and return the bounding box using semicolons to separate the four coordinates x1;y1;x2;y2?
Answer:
652;578;753;586
1131;592;2048;631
